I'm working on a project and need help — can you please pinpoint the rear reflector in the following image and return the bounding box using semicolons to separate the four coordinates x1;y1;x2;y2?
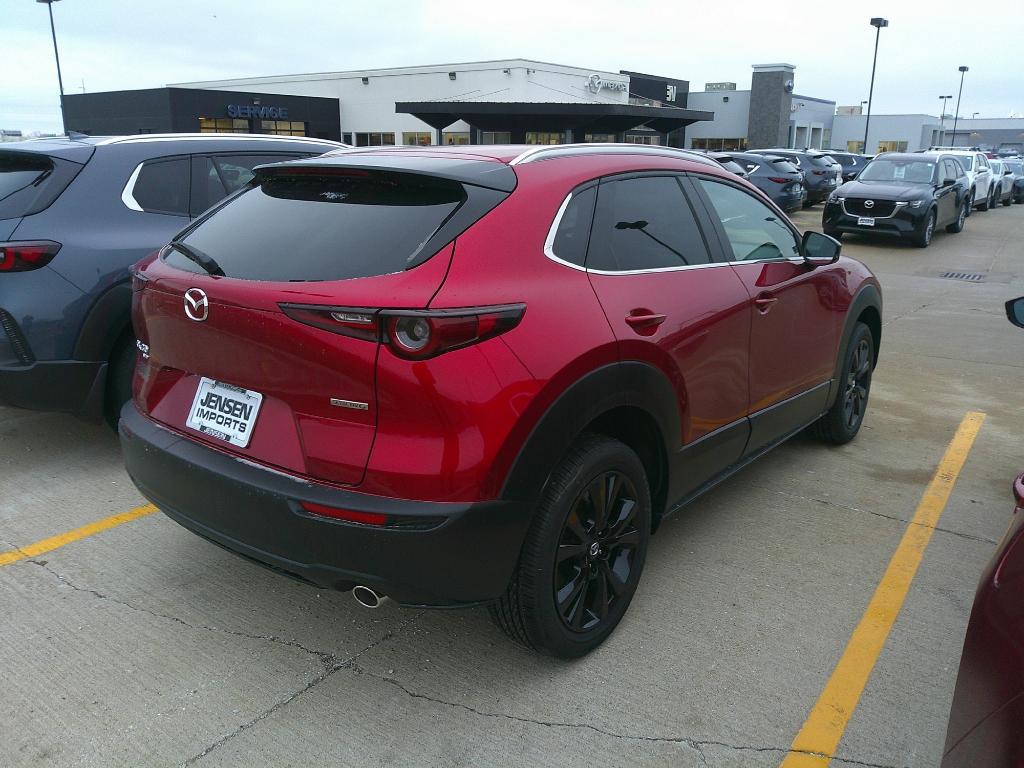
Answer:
300;501;389;526
0;241;61;272
767;177;793;183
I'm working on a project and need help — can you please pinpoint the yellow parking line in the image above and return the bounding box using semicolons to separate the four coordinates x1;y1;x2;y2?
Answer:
0;504;157;567
780;410;986;767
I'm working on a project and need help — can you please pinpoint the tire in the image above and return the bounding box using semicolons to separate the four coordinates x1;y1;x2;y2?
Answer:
946;199;968;233
977;187;989;211
913;210;936;248
104;334;137;431
967;188;975;215
810;322;873;445
1002;192;1011;207
489;433;651;658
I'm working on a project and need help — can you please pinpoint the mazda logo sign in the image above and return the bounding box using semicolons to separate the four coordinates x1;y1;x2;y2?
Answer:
184;288;209;322
864;199;875;209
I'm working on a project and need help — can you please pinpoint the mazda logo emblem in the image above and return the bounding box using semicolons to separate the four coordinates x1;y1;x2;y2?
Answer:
184;288;209;322
864;199;875;209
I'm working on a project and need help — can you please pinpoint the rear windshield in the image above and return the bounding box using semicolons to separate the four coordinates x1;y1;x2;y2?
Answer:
859;158;936;184
810;155;837;167
717;159;747;176
172;170;467;281
0;152;83;221
833;155;858;167
766;158;799;174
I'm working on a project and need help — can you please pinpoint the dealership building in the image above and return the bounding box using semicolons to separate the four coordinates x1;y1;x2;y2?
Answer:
64;59;713;147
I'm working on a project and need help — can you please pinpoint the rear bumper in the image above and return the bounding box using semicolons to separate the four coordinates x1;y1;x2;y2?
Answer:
119;402;532;607
0;359;106;418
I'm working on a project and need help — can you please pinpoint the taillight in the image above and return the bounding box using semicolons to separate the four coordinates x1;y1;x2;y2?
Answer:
300;501;389;526
0;241;61;272
280;303;525;360
768;177;793;183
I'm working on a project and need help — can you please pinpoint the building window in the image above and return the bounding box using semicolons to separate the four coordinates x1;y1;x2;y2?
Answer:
354;132;396;147
260;120;306;136
402;132;432;146
876;140;908;153
690;138;746;151
525;131;565;145
199;117;249;134
442;131;470;145
847;140;865;153
480;131;511;144
342;132;353;145
626;134;662;146
584;133;617;143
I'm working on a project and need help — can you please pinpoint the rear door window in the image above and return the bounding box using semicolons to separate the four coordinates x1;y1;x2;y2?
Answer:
130;157;190;216
170;169;468;281
586;175;712;271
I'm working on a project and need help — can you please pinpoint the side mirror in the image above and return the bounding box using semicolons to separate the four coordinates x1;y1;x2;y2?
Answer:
801;231;841;266
1006;170;1014;175
1007;297;1024;329
942;177;956;187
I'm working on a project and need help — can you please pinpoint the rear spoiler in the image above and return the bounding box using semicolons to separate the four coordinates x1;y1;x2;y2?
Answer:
253;152;518;193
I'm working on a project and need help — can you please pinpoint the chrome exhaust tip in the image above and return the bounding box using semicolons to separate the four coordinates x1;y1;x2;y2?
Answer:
352;585;388;609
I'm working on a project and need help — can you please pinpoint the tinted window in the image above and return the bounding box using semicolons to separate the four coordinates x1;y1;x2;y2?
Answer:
587;176;711;271
132;157;190;216
0;151;82;221
767;158;799;174
834;155;858;167
943;160;960;182
717;159;747;176
191;153;311;216
172;169;466;281
698;178;799;262
955;155;974;171
550;186;596;267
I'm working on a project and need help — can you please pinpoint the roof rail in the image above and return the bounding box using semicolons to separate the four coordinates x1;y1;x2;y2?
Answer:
925;145;980;152
508;143;721;169
95;133;347;147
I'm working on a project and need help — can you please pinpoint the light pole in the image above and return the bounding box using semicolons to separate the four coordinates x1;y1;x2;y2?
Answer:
862;17;889;155
939;95;952;125
37;0;66;136
951;66;968;148
971;112;980;119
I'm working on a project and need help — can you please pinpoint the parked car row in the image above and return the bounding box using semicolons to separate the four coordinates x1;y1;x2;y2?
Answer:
820;148;1024;248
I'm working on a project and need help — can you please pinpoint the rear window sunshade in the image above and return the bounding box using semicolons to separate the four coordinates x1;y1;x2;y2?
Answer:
167;167;508;282
0;151;86;222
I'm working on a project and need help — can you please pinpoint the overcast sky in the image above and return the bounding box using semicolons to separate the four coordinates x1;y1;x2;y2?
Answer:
4;0;1023;134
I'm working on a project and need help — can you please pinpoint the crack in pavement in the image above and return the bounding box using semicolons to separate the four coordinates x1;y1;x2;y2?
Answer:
22;558;415;766
763;488;998;545
363;667;906;768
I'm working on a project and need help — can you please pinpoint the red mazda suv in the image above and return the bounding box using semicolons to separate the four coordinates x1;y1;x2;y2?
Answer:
120;144;882;657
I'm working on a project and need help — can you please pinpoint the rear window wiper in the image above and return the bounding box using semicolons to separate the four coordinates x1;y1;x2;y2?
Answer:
168;241;225;277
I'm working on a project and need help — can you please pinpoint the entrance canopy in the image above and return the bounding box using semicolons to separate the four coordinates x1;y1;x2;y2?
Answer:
395;101;713;137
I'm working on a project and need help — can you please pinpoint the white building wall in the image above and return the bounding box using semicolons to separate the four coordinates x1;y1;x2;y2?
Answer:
831;114;945;153
173;59;630;141
789;97;835;150
684;91;751;146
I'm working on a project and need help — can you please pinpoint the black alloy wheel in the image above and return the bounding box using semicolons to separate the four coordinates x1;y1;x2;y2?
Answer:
810;321;874;445
490;433;651;658
555;471;641;632
842;337;872;433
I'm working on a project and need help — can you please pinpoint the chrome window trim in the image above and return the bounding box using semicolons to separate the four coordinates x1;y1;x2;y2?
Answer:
839;198;908;219
120;162;145;212
542;190;802;276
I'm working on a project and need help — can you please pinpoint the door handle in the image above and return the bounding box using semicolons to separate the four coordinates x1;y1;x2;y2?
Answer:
754;294;778;314
625;312;667;331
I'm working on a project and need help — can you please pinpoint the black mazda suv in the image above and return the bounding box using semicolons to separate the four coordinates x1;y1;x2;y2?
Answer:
822;152;972;248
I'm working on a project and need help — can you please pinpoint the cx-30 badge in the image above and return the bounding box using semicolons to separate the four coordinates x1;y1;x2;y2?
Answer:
184;288;209;322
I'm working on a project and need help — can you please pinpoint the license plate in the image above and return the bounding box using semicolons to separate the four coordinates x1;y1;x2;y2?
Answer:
186;377;263;448
857;216;875;227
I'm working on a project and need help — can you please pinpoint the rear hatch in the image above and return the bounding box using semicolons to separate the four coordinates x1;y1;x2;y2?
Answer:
133;156;514;486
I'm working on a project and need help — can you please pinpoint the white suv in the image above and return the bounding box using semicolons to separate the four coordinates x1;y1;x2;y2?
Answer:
924;148;994;211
